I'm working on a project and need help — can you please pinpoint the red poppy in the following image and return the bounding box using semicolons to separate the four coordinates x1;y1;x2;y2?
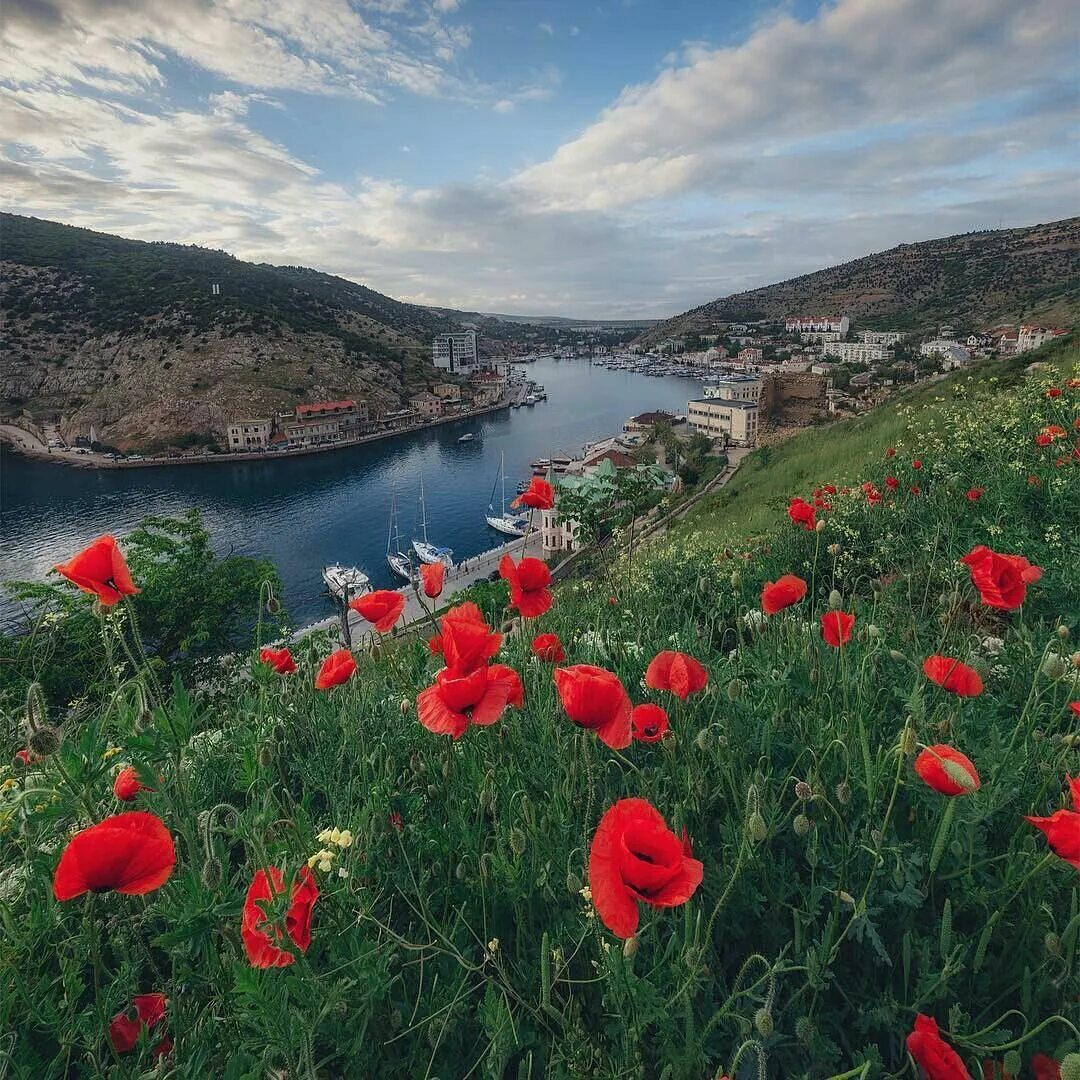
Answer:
53;811;176;901
512;476;555;510
864;484;883;506
1040;425;1067;440
885;476;899;490
489;663;524;708
912;459;923;470
241;865;319;969
434;602;502;672
588;798;703;938
822;483;837;495
553;664;632;749
350;589;405;633
761;574;808;615
109;993;170;1056
645;651;709;700
960;545;1042;610
980;1063;1013;1080
885;447;896;458
314;649;357;690
1070;702;1080;717
388;810;404;833
1030;1055;1062;1080
531;632;565;663
906;1014;968;1079
910;485;921;495
417;664;513;738
499;555;553;618
14;748;40;767
420;562;444;599
259;647;297;675
631;703;669;743
1046;387;1063;398
966;487;984;501
1025;772;1080;870
1035;433;1053;447
427;633;442;655
820;611;854;647
787;497;816;530
114;767;152;802
914;744;981;796
54;535;140;607
922;655;983;697
1027;474;1042;487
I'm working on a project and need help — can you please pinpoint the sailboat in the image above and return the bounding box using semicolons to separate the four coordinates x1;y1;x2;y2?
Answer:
386;487;414;582
322;563;371;601
412;474;454;567
486;450;528;537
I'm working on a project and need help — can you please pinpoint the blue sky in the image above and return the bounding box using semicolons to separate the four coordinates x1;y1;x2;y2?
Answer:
1;0;1077;317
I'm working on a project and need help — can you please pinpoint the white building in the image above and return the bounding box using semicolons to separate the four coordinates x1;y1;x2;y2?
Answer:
920;340;972;369
432;331;478;375
826;342;890;364
703;374;762;402
785;315;850;335
1016;325;1067;354
227;418;272;451
541;507;582;554
859;330;904;346
687;398;759;446
799;330;842;344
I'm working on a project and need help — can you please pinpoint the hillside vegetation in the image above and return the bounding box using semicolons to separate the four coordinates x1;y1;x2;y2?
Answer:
0;214;462;448
638;217;1080;345
2;342;1077;1077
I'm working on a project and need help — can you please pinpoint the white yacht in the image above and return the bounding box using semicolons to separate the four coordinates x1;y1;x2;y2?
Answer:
322;563;371;601
386;488;414;582
457;432;476;442
485;451;528;537
412;474;454;567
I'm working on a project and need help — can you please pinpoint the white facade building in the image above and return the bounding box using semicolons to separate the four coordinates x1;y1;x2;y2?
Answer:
858;330;904;346
785;315;850;335
687;398;759;446
227;418;272;451
541;508;582;554
1016;325;1067;354
703;374;762;402
432;331;478;375
919;340;972;369
826;342;890;364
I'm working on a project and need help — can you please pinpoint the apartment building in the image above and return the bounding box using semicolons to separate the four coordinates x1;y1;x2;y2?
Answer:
409;392;443;419
432;382;462;402
282;400;366;449
738;346;764;364
703;374;762;402
1017;325;1068;354
227;418;272;451
687;397;759;446
785;315;851;335
432;330;478;375
826;342;890;364
858;330;904;346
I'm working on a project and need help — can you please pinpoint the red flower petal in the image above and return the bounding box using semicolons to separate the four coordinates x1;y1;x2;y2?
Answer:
761;574;807;615
820;611;855;647
914;744;980;796
644;651;708;700
922;656;983;697
554;665;632;749
314;649;357;690
350;589;405;633
54;535;140;607
420;562;444;599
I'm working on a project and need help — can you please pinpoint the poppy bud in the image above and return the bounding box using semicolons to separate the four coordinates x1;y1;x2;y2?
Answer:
201;857;222;888
828;590;842;610
256;743;274;768
479;852;494;878
716;734;728;748
25;682;47;734
1072;652;1080;669
748;811;767;842
27;725;62;757
410;752;426;776
835;781;851;805
754;1008;773;1037
900;727;917;755
942;760;978;793
1002;1051;1021;1075
1042;654;1067;680
815;520;825;532
622;935;639;959
442;758;451;781
223;809;239;830
726;679;741;701
827;543;841;556
808;667;817;684
266;596;281;615
400;697;412;714
1057;624;1070;640
730;571;741;589
388;1008;403;1032
1060;1053;1080;1080
136;706;154;730
793;814;810;836
839;890;855;905
794;781;812;802
694;728;711;751
566;870;582;894
871;829;882;847
273;723;286;743
509;828;526;856
795;1017;814;1044
867;624;881;639
455;860;468;881
426;784;438;799
1044;931;1061;956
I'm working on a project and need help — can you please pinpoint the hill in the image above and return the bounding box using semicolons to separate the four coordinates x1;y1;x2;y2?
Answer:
0;214;466;449
637;217;1080;346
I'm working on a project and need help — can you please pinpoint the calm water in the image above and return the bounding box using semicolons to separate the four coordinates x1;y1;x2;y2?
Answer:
0;359;701;627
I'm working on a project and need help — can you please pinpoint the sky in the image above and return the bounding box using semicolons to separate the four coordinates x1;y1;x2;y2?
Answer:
1;0;1078;318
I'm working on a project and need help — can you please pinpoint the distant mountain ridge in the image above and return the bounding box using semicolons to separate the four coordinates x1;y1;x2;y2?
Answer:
0;213;467;448
636;217;1080;346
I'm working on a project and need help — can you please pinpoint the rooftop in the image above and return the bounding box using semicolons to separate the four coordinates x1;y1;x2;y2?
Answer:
689;398;758;409
296;399;357;416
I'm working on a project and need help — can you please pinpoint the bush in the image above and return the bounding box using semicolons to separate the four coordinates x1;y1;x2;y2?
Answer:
1;363;1077;1077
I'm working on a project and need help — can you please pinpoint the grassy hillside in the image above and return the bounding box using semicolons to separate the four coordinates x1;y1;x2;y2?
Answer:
638;217;1080;345
678;337;1076;539
1;342;1077;1076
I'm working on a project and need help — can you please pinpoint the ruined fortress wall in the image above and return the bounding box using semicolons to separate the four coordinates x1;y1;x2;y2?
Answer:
760;373;828;425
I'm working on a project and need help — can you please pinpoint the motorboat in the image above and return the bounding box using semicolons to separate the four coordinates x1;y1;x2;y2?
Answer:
322;563;371;602
412;474;454;567
386;487;414;582
457;432;476;442
485;451;529;537
531;457;551;470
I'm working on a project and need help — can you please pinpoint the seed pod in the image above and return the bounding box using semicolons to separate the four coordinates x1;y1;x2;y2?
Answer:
257;743;274;768
835;781;851;805
748;812;767;842
201;858;222;889
753;1008;773;1038
509;827;526;856
27;726;62;757
622;935;639;959
794;781;812;802
828;590;842;610
1059;1053;1080;1080
566;870;582;895
729;571;742;589
694;729;711;752
726;679;742;701
793;814;810;836
794;1017;814;1045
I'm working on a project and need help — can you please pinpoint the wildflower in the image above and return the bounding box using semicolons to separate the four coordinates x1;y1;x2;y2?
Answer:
259;647;297;675
761;574;807;615
906;1014;968;1079
113;767;152;802
587;798;703;938
912;459;923;470
820;611;855;648
1025;773;1080;870
1046;387;1063;398
1027;474;1042;487
787;497;816;530
53;812;176;901
314;649;357;690
420;562;444;599
1029;1055;1061;1080
108;993;170;1057
922;655;984;697
885;447;896;458
350;589;405;633
389;810;404;832
966;487;985;501
644;651;708;701
1036;433;1054;447
512;476;554;510
553;664;632;749
499;555;553;618
910;485;921;495
14;748;41;768
241;866;319;969
416;662;520;738
914;745;981;796
432;602;502;672
531;632;565;663
961;545;1042;610
307;848;336;872
53;535;140;607
1071;702;1080;716
631;703;669;743
885;476;899;490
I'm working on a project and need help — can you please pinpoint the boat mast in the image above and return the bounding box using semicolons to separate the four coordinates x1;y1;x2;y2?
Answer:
500;450;507;515
419;474;429;542
387;488;395;555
